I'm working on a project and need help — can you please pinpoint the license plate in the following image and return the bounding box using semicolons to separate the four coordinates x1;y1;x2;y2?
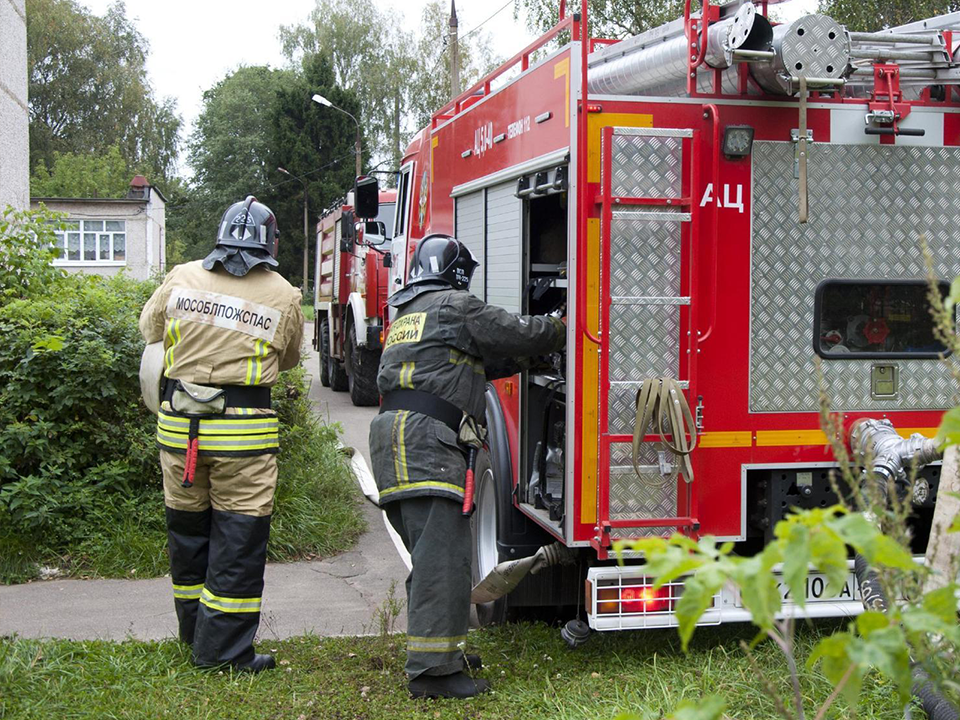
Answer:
777;573;860;603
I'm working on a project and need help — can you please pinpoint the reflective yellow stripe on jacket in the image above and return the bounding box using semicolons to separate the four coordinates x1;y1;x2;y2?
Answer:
157;410;279;454
245;339;270;385
164;319;182;375
379;481;463;499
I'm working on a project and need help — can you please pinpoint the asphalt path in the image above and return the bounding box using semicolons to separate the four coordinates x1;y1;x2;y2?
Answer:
0;323;410;640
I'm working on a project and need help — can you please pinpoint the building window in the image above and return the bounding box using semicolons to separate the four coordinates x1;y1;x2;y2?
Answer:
54;220;126;264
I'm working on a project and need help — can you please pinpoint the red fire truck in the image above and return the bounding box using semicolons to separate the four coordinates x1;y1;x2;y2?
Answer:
388;0;960;632
313;188;397;406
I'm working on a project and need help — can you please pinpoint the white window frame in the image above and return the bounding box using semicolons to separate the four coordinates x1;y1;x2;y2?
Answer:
53;219;127;267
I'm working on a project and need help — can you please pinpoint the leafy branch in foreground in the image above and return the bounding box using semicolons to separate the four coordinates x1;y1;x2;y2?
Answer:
619;505;957;718
625;252;960;719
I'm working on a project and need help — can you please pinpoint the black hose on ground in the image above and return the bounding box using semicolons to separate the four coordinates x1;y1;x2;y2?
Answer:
854;553;959;720
913;668;960;720
854;553;888;612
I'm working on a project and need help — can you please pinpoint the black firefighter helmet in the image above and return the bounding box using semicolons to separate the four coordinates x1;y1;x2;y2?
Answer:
389;234;479;306
203;196;280;277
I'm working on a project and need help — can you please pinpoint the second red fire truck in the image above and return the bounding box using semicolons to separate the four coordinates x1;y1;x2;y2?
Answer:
313;187;397;406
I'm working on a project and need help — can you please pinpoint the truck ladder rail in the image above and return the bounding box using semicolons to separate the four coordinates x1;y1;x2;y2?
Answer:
432;13;578;128
592;125;702;555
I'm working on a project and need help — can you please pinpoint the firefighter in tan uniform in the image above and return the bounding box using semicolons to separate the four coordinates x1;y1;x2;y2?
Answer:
369;235;565;699
140;196;303;672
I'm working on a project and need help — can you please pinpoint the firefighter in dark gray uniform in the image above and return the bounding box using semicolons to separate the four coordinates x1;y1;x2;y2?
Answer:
369;234;565;699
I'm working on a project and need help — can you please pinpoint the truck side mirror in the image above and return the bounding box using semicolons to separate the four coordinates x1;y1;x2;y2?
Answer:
354;176;379;219
362;220;388;246
340;210;356;252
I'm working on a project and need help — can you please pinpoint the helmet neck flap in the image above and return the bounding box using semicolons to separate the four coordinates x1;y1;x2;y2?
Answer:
202;246;278;277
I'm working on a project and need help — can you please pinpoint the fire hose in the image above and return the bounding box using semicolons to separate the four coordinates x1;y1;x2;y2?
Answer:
850;419;959;720
632;378;698;484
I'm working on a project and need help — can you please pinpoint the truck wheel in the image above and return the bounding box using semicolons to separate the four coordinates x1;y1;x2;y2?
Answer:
346;329;380;407
471;389;578;626
329;349;349;392
318;319;331;388
470;449;512;626
326;319;348;392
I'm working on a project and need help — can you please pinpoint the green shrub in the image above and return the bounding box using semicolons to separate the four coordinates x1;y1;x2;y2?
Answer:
0;271;159;551
0;205;66;302
270;366;366;560
0;209;363;581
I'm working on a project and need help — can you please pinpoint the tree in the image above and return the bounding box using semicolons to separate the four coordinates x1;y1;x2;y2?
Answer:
30;145;132;198
817;0;959;31
181;59;359;287
26;0;181;185
514;0;689;39
179;66;296;265
279;0;497;172
189;66;294;212
270;54;362;287
406;0;500;130
279;0;411;170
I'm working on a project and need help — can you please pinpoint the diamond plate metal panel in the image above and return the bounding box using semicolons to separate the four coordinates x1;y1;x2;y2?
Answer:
609;306;680;381
610;218;681;299
751;141;960;412
608;442;678;530
608;305;681;433
612;135;682;198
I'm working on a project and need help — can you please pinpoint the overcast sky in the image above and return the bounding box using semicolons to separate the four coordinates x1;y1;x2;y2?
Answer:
79;0;536;140
78;0;817;167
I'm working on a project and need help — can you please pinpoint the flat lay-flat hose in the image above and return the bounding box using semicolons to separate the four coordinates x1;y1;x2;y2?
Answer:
632;378;697;484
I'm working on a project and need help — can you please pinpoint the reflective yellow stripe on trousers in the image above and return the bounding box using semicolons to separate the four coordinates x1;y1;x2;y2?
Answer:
406;635;467;653
200;587;262;613
172;582;203;600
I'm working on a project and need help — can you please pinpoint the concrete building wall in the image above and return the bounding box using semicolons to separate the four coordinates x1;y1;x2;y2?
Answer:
31;193;164;281
146;188;166;274
1;0;29;210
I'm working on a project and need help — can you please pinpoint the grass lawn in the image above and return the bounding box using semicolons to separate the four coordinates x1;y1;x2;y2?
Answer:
0;621;903;719
301;303;315;322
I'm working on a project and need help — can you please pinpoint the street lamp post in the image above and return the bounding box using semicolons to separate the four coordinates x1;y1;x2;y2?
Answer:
312;93;362;178
277;166;309;292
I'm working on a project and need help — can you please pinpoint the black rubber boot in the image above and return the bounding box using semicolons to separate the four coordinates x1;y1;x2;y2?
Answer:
193;510;271;668
465;654;482;670
166;507;211;646
409;672;491;699
235;654;276;673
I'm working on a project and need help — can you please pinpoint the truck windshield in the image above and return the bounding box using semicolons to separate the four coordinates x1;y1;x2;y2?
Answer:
814;279;952;359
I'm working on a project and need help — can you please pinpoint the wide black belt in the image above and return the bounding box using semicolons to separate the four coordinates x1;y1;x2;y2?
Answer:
379;389;462;433
163;380;272;409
